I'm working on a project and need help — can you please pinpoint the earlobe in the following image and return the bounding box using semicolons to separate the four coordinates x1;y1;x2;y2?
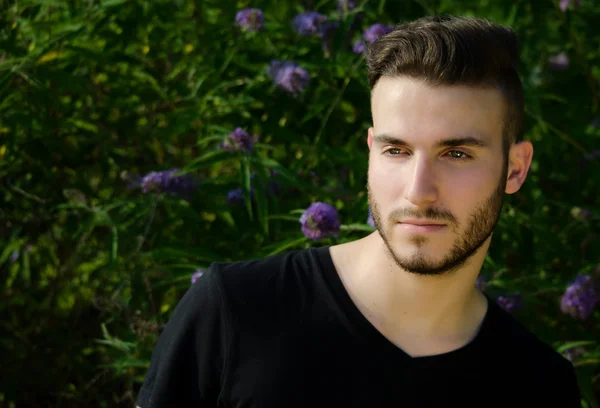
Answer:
505;141;534;194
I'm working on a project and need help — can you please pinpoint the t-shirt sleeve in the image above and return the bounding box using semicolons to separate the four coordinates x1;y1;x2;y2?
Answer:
134;264;231;408
540;358;582;408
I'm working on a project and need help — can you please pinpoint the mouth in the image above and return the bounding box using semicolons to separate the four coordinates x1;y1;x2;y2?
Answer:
400;219;446;226
398;220;446;233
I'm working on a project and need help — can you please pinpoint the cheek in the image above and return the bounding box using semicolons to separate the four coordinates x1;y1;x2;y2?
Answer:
440;166;496;212
368;159;405;201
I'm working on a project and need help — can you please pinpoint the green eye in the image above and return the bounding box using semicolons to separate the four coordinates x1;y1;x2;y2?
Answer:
447;150;472;160
385;148;407;156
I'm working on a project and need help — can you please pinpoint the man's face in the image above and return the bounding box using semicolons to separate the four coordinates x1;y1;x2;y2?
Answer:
367;76;509;276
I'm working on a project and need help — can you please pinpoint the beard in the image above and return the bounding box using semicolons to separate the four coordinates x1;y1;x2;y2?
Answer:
367;160;508;276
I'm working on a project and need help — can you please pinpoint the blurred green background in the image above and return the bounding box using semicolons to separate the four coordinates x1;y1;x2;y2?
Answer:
0;0;599;406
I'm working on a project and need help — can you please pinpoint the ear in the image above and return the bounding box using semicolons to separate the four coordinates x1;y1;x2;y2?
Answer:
367;127;374;149
505;141;534;194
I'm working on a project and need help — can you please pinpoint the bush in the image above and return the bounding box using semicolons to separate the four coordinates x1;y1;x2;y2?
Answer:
0;0;599;406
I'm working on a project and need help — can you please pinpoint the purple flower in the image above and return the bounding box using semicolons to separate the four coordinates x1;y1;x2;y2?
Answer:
560;0;580;12
560;274;599;320
496;293;523;314
548;52;569;71
367;206;375;227
352;40;367;54
338;0;357;12
191;268;204;284
235;8;264;31
226;188;245;206
221;127;257;153
300;202;341;240
10;250;19;263
293;11;327;36
267;60;310;96
475;276;488;292
363;23;394;43
141;168;196;197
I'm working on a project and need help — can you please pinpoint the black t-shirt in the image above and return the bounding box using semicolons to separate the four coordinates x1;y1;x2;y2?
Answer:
135;246;582;408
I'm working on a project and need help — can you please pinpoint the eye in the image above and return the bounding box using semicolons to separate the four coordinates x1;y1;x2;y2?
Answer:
384;147;409;156
446;150;472;160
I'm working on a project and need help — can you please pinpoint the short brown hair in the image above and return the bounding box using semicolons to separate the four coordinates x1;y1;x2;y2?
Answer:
365;15;524;152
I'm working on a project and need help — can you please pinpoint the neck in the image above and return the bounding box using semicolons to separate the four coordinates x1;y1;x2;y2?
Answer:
332;232;489;337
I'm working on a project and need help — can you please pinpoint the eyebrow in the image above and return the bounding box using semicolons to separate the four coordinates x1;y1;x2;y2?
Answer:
373;134;489;149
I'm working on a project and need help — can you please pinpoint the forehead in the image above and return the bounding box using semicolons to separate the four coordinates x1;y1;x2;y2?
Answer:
371;76;505;147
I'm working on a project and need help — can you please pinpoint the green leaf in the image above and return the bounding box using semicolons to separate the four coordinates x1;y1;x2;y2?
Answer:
218;211;236;228
68;119;98;133
109;225;118;267
181;149;230;171
187;70;214;100
504;4;518;27
94;339;135;353
196;135;226;148
51;22;86;35
340;223;375;232
254;167;269;236
267;215;300;222
264;236;308;257
22;0;68;8
132;69;167;99
21;248;30;285
0;237;26;266
100;0;131;7
241;157;253;221
557;341;597;353
152;273;198;288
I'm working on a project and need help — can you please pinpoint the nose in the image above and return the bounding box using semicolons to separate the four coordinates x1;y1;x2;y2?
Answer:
403;154;439;207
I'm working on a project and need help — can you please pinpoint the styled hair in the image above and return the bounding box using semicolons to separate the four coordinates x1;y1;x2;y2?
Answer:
365;15;524;151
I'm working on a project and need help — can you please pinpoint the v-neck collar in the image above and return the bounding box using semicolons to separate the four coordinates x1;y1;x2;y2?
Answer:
313;245;495;364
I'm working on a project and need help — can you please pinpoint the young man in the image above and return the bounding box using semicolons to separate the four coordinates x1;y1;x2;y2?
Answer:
135;15;582;408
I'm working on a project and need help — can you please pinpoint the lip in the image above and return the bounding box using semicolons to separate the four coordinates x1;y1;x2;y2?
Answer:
398;223;446;233
400;219;446;226
398;220;446;233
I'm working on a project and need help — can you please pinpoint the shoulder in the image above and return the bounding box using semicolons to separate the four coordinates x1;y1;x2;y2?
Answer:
484;301;580;404
208;247;325;330
212;247;317;285
487;301;570;368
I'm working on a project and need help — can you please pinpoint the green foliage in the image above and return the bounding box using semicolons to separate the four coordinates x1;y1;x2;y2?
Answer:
0;0;599;406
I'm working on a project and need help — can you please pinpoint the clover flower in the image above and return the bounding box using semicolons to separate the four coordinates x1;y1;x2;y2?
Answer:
141;168;196;197
363;23;394;43
338;0;357;12
560;0;581;12
293;11;327;36
352;40;367;54
300;202;341;240
548;52;569;71
560;274;599;320
496;293;523;314
235;8;264;31
221;127;257;153
267;60;310;96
